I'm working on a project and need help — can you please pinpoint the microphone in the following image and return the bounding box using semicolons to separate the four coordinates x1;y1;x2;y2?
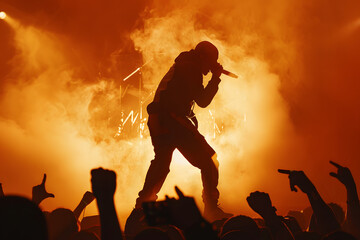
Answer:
222;69;238;78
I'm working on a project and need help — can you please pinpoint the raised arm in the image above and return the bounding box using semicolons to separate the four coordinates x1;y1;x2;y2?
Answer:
194;63;223;108
329;161;360;238
73;191;95;220
247;191;294;240
164;186;218;240
32;174;54;205
279;169;340;235
91;167;122;240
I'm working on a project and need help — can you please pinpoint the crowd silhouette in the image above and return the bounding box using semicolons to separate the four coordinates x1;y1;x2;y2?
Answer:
0;161;359;240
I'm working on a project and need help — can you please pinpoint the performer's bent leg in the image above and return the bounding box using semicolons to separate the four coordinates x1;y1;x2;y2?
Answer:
135;135;174;208
201;153;220;205
176;125;232;221
176;133;220;205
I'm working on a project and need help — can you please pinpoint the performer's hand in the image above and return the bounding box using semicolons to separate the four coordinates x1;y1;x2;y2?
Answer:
211;62;223;79
91;168;116;200
32;174;55;205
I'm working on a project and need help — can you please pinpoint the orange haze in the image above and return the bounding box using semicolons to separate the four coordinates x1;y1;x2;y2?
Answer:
0;0;360;224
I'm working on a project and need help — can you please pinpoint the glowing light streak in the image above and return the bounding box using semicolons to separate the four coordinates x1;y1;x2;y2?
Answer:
208;109;222;139
123;67;140;81
139;117;147;139
122;110;139;125
122;59;153;81
0;11;6;20
115;110;140;137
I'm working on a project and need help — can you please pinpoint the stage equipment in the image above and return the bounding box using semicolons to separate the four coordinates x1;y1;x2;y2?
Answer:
116;60;234;139
116;60;155;139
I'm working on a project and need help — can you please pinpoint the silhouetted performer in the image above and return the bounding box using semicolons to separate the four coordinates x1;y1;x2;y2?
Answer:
136;41;232;221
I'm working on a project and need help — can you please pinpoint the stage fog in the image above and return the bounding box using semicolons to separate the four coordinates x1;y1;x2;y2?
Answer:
0;0;359;224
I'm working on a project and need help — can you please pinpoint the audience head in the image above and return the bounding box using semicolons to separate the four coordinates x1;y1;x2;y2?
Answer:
302;206;314;229
322;231;357;240
283;216;303;235
133;227;171;240
159;225;185;240
0;195;48;240
69;230;99;240
221;230;258;240
47;208;78;240
125;208;148;240
259;228;273;240
212;218;228;235
288;210;307;231
294;231;321;240
220;215;261;239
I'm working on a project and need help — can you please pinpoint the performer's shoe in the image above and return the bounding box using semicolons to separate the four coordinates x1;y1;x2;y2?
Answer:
204;204;233;222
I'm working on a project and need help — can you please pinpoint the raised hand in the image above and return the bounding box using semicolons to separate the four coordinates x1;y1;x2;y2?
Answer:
330;161;360;238
211;62;223;78
73;191;95;220
165;186;217;240
90;167;122;240
165;186;203;229
91;168;116;200
247;191;276;217
278;169;316;194
82;191;95;205
329;161;355;187
278;169;340;234
247;191;294;240
32;174;54;205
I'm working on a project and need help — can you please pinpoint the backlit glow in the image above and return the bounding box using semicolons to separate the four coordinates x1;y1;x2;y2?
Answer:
0;11;6;20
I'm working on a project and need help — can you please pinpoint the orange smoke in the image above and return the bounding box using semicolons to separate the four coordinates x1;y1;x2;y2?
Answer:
130;0;298;216
0;16;153;220
1;0;360;224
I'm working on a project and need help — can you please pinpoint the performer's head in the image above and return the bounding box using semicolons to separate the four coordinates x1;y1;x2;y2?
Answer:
195;41;219;75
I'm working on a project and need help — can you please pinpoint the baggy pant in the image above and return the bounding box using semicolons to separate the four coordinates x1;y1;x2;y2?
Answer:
136;113;220;208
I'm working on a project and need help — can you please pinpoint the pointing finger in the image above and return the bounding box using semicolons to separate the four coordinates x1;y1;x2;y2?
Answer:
278;169;291;174
329;161;342;169
41;174;47;185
